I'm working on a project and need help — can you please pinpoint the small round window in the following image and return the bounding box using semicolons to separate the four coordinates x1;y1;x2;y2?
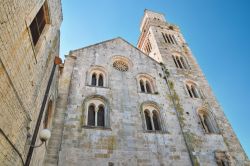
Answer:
113;60;129;72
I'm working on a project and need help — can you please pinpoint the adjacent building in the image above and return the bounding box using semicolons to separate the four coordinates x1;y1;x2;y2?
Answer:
0;0;62;165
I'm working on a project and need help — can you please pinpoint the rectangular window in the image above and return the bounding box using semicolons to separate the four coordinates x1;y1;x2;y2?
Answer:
29;3;49;46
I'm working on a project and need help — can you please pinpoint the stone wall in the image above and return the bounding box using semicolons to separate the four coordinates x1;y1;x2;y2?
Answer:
0;0;62;165
57;38;192;166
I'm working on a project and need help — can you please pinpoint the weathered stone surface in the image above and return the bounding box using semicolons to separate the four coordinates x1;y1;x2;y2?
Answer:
0;0;62;165
55;10;249;166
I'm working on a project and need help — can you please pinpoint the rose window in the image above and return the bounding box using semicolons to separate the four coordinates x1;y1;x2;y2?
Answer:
113;60;129;72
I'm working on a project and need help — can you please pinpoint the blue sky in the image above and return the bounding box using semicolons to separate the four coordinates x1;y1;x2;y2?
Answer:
60;0;250;158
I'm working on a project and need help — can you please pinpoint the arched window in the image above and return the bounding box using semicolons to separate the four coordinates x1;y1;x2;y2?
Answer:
144;110;152;130
198;109;219;134
141;103;162;132
98;74;104;87
137;74;156;94
87;105;95;126
91;73;97;86
97;105;105;127
88;66;107;87
191;85;199;98
152;110;160;130
172;54;190;70
85;96;109;128
176;56;183;69
185;81;201;99
180;57;187;69
145;81;152;93
140;80;145;92
186;84;193;98
172;55;178;67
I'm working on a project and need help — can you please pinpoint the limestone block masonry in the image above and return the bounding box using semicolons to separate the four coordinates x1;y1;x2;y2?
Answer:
53;10;249;166
0;0;62;165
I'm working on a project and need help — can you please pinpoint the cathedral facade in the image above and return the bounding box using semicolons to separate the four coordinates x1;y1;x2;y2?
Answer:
45;10;249;166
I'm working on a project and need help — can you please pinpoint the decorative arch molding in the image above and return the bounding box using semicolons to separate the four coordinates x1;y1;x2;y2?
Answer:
137;73;157;94
184;79;199;86
140;101;166;132
87;65;108;87
111;55;133;72
184;79;204;99
196;105;220;134
82;95;110;128
171;51;190;69
140;101;161;112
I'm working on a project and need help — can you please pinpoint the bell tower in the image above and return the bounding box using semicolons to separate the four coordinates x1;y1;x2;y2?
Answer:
137;9;189;67
137;9;249;165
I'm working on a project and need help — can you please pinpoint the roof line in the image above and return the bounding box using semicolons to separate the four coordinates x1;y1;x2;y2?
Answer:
69;37;121;53
69;37;161;65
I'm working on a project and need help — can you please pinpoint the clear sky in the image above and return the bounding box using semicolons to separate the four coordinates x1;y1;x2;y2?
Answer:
60;0;250;158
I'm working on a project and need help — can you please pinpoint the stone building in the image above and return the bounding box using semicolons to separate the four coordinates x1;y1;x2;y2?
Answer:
0;0;62;166
0;2;249;166
47;10;249;166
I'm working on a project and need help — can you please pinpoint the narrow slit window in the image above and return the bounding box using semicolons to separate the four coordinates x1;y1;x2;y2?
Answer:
191;85;199;98
91;73;97;86
97;105;105;127
152;111;160;130
180;57;187;69
145;81;152;93
87;105;95;126
140;80;145;92
169;34;175;44
172;55;178;68
162;33;167;43
176;57;183;69
172;35;178;45
144;110;152;130
165;34;171;43
186;85;193;98
98;74;104;87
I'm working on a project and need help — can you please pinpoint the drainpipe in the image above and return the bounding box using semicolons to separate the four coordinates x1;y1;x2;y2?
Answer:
25;56;62;166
